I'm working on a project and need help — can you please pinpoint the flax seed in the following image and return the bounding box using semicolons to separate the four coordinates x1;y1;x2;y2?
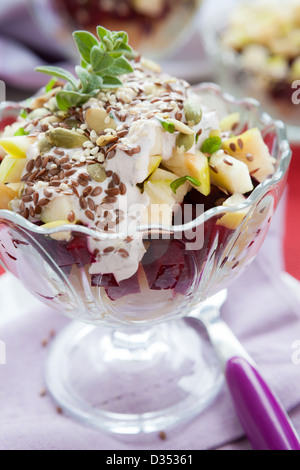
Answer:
87;198;95;211
79;197;88;209
39;198;50;207
209;164;218;174
112;173;120;185
22;195;33;203
33;192;39;205
223;158;233;166
103;246;114;253
29;206;35;218
229;143;236;152
67;211;75;223
35;205;42;215
118;248;129;258
44;189;52;198
102;196;117;204
119;183;127;195
54;148;65;156
105;188;120;197
35;155;42;168
91;187;102;197
25;187;35;195
85;210;94;221
83;186;92;197
238;138;244;149
26;160;35;172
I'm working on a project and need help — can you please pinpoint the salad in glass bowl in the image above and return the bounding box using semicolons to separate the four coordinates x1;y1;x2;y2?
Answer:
200;0;300;140
0;26;291;433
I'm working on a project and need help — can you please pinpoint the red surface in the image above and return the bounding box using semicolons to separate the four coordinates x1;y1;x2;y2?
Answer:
284;144;300;280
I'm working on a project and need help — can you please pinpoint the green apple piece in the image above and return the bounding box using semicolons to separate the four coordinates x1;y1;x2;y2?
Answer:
147;155;162;178
40;196;75;224
219;113;240;132
185;152;210;196
0;136;36;159
222;128;275;183
6;182;25;197
144;168;189;226
217;193;248;229
163;151;210;196
0;155;26;183
209;150;253;194
148;168;189;203
41;220;72;241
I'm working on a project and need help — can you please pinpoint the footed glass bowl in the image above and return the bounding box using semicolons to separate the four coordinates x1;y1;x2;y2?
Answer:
0;84;291;434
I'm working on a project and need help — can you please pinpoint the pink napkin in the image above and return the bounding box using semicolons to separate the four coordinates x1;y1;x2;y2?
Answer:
0;197;300;450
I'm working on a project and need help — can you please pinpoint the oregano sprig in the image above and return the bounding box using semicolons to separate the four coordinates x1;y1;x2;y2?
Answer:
35;27;134;111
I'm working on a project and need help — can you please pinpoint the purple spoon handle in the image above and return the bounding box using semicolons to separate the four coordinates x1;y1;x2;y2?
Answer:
226;356;300;450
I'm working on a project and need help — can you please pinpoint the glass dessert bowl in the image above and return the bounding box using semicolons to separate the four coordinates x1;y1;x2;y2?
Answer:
200;0;300;142
0;26;291;434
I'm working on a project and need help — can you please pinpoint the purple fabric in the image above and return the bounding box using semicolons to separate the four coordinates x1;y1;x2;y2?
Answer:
0;2;71;90
0;196;300;450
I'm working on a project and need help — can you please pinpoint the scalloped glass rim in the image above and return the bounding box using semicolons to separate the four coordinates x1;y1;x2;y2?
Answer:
0;82;291;241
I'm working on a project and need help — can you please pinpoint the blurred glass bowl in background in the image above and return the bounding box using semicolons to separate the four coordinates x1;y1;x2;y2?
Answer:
29;0;203;60
200;0;300;142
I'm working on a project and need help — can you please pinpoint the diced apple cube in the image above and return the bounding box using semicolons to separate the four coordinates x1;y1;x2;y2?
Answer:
217;193;249;229
40;196;75;224
222;128;275;183
0;155;26;183
209;150;253;194
0;182;18;209
0;136;36;159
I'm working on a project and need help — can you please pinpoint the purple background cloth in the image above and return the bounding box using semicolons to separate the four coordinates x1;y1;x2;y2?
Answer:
0;196;300;450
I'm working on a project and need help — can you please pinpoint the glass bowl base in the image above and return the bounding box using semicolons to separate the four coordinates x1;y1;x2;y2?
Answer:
45;319;224;434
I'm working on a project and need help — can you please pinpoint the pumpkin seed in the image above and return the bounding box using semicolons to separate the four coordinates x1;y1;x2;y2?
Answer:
184;99;202;127
141;58;162;73
176;132;195;152
38;136;54;155
45;128;87;148
85;108;116;134
87;163;107;182
96;134;116;147
27;108;51;120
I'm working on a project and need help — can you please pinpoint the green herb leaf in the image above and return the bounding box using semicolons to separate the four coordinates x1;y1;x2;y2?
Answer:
45;78;57;93
19;109;28;119
106;56;133;75
157;118;175;134
90;46;114;73
201;136;222;154
35;66;78;90
170;176;201;194
101;75;123;88
56;90;92;110
14;127;29;136
73;30;99;64
36;26;134;111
